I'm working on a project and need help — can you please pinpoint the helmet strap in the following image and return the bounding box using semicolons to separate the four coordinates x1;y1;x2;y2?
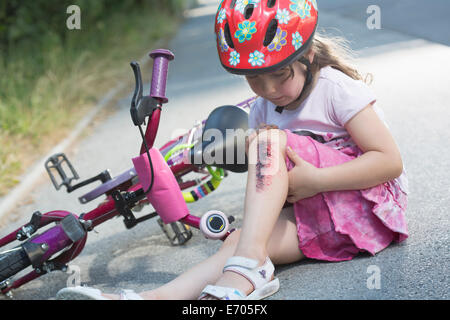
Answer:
275;57;313;114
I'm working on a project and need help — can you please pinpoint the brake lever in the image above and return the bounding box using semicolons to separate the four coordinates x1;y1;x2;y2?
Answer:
130;61;158;126
130;61;143;113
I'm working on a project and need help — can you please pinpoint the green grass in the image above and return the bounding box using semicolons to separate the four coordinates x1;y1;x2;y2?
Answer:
0;5;183;196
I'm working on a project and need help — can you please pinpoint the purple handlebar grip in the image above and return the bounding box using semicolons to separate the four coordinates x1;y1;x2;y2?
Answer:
149;49;175;104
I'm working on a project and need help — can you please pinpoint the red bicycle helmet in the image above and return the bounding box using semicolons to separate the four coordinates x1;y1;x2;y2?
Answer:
215;0;318;75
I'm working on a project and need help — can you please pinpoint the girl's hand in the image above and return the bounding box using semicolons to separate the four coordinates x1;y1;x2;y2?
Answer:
245;123;279;156
285;146;322;203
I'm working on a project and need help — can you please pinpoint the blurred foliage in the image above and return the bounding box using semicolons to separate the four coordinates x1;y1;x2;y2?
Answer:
0;0;189;130
0;0;191;194
0;0;186;55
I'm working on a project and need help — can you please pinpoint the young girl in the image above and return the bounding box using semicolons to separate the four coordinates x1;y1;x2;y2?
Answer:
57;0;408;300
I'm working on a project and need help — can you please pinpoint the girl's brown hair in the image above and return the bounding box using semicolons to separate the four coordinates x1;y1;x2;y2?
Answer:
306;30;373;85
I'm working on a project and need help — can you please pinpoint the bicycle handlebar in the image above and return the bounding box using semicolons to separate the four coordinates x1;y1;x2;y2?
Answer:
149;49;174;104
0;48;238;295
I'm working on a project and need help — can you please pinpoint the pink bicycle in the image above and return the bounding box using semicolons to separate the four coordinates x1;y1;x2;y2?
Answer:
0;49;254;298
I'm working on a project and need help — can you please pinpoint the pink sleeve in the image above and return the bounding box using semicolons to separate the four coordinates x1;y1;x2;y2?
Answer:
331;78;377;126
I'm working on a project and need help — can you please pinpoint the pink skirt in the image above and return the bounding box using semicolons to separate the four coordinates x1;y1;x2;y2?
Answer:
283;129;408;262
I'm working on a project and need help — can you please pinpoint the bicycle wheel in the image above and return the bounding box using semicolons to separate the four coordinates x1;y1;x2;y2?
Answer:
0;247;30;282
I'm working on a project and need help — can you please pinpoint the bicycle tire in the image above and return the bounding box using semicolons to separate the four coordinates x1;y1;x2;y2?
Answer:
0;247;31;282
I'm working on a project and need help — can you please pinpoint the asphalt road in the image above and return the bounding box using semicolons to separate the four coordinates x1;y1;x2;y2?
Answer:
0;0;449;300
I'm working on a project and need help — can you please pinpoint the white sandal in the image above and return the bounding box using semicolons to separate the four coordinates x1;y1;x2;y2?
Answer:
199;256;280;300
119;289;145;300
56;286;144;300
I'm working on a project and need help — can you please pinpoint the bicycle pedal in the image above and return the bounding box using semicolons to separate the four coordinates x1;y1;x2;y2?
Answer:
157;218;192;246
45;153;79;191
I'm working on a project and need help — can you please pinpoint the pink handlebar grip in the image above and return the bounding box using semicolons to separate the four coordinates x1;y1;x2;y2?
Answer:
149;49;174;104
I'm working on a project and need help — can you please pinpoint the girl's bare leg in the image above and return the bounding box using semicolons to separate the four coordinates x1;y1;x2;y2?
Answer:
210;129;291;296
103;129;297;300
145;206;302;300
103;206;303;300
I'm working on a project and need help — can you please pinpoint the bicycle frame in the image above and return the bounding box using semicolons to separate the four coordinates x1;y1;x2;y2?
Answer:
0;49;255;296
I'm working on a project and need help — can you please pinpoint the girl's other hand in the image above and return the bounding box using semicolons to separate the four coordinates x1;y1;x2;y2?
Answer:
285;146;322;203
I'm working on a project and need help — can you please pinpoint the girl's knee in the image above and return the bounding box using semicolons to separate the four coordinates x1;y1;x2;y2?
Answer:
255;129;288;154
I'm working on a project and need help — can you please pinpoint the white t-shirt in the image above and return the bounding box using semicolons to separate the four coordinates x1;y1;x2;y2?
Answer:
248;66;409;194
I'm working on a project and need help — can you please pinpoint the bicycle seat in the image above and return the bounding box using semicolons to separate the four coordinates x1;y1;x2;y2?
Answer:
189;105;248;173
79;168;137;204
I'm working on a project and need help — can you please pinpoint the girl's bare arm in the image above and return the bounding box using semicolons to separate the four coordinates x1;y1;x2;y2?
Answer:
316;103;404;192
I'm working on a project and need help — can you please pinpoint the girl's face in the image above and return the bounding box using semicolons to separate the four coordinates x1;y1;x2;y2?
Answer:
245;60;309;109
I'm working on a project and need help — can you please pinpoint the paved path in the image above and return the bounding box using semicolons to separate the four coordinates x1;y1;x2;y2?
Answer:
1;0;449;300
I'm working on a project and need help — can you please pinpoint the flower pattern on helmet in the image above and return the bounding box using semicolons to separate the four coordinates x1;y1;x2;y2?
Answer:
214;0;318;73
276;8;291;25
229;51;240;66
249;50;265;67
268;28;287;52
218;28;229;52
217;8;226;23
217;0;225;13
309;0;318;10
234;20;257;43
292;31;303;50
235;0;261;15
289;0;312;19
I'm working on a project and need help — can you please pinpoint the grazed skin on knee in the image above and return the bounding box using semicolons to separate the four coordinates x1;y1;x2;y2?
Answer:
255;139;273;193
